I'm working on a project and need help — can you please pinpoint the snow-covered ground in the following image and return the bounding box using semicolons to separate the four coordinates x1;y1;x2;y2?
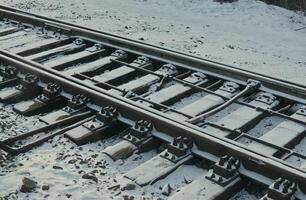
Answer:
0;0;306;199
1;0;306;84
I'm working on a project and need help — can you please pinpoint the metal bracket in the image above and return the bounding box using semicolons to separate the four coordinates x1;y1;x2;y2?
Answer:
16;74;38;91
82;106;118;131
184;72;207;84
156;64;178;77
36;83;61;103
123;120;153;145
96;106;118;123
161;136;193;163
62;94;89;113
73;38;85;45
0;66;18;79
260;178;297;200
132;56;151;65
3;18;10;24
111;49;128;58
255;92;277;105
86;43;105;53
17;21;25;29
82;118;106;131
206;155;240;187
247;79;261;92
36;25;48;35
296;105;306;117
219;81;240;93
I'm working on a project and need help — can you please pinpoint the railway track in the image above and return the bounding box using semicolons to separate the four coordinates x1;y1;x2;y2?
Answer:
0;5;306;199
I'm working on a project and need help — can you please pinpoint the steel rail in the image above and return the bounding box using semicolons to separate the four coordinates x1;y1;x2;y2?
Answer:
1;6;306;103
1;6;306;196
93;59;306;128
187;81;260;123
1;53;306;192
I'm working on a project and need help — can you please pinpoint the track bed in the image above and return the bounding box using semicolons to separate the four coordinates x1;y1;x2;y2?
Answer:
0;5;306;199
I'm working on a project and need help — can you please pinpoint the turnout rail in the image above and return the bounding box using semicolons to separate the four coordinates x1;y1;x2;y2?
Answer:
0;5;306;199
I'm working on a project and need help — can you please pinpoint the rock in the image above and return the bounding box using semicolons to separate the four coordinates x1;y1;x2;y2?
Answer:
91;154;98;159
114;191;121;196
123;195;135;200
161;183;172;196
123;182;136;191
42;185;49;191
68;159;77;164
184;176;193;184
0;153;7;167
20;177;37;193
227;45;235;49
108;184;120;190
214;0;238;3
91;169;99;174
82;172;98;183
53;165;63;170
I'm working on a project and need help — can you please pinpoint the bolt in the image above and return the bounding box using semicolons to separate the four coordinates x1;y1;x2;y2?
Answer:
282;185;289;193
226;162;232;170
274;178;282;189
100;109;106;115
219;156;227;166
134;123;139;129
274;182;280;189
234;160;240;168
173;138;178;146
105;112;110;118
179;141;184;149
283;180;290;187
94;43;104;50
229;157;236;165
276;177;283;183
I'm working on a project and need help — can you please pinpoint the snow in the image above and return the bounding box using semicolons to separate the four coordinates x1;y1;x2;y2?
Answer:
1;0;305;84
0;103;206;199
0;0;306;199
245;115;285;138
